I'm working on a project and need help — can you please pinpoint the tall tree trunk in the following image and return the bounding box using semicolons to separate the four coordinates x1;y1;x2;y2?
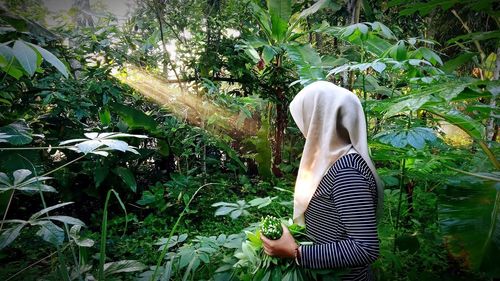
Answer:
348;0;361;24
153;1;184;92
204;0;221;78
345;0;361;89
272;87;286;177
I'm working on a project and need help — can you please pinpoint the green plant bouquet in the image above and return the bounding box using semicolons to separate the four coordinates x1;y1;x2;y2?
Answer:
230;216;343;281
260;215;284;240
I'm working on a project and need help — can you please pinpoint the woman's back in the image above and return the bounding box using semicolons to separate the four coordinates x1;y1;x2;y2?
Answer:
300;153;379;280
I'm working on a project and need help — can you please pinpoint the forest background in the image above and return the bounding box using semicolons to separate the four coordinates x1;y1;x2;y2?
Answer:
0;0;498;280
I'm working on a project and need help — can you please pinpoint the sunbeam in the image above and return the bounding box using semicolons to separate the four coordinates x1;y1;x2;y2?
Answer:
112;65;258;138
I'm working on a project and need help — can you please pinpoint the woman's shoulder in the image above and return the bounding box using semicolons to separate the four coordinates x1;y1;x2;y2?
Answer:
328;153;374;181
332;153;366;169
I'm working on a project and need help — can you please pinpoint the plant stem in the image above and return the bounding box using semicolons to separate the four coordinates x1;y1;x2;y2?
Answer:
0;190;15;232
0;146;75;151
362;72;368;130
446;166;500;182
64;223;84;281
98;190;112;281
151;183;219;281
98;189;128;281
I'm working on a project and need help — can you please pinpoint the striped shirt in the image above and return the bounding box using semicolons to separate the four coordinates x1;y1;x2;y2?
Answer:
299;153;379;281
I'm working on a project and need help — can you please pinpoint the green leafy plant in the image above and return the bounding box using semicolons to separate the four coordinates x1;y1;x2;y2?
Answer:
260;215;282;240
212;196;276;220
225;217;340;281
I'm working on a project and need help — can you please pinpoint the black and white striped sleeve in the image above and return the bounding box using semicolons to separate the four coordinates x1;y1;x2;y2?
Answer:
299;167;379;269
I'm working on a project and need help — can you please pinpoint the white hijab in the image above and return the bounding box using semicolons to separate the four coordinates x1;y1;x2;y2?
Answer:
289;81;383;225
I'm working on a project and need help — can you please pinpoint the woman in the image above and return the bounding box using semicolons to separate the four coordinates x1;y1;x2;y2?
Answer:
261;81;383;280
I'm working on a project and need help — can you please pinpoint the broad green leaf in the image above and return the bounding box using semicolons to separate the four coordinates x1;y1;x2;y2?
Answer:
230;209;243;219
285;43;322;65
100;139;129;152
389;41;407;61
342;23;369;38
0;121;33;145
26;42;69;78
0;170;53;191
60;132;145;155
16;184;56;193
371;61;387;73
12;40;38;76
244;45;260;63
36;221;64;246
248;196;275;208
441;82;467;101
250;2;273;40
390;131;407;148
261;270;271;281
262;45;276;64
136;191;156;205
155;234;188;250
364;34;393;56
75;237;94;247
442;52;476;73
0;45;23;79
414;127;437;142
214;206;236;216
211;201;238;207
321;56;348;68
384;95;430;117
0;172;9;185
424;106;485;140
267;0;292;42
406;130;425;149
104;260;146;275
285;44;324;85
113;167;137;192
13;169;31;185
0;224;25;249
299;0;330;18
179;248;195;268
69;225;95;247
369;21;396;39
417;47;443;66
76;139;102;153
448;30;500;44
111;103;158;131
30;202;74;220
45;215;85;226
99;107;111;125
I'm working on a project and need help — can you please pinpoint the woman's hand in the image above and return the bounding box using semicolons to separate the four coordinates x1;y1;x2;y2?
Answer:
260;224;298;258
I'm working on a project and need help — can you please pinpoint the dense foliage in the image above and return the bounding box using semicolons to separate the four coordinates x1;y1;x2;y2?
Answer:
0;0;498;280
